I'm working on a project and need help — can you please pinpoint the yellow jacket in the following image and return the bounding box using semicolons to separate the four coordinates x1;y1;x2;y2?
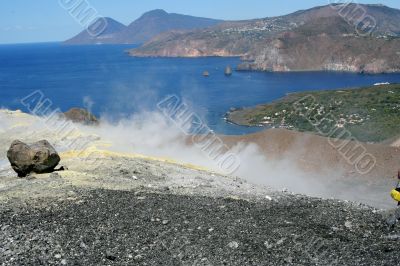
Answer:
391;189;400;202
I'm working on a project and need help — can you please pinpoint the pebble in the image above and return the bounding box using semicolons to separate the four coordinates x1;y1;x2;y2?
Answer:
50;173;61;179
228;241;239;249
345;221;353;229
106;252;117;261
276;238;285;245
385;234;400;240
284;256;293;263
80;241;88;249
264;241;273;249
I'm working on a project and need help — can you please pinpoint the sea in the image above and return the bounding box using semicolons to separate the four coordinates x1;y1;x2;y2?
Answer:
1;42;400;135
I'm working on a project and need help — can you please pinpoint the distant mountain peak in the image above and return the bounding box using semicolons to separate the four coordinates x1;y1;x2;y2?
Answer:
103;17;122;22
102;17;114;21
142;9;169;16
64;9;222;45
89;17;124;25
64;17;127;44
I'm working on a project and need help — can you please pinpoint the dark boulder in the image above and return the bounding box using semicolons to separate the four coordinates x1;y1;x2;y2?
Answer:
64;108;99;125
7;140;61;177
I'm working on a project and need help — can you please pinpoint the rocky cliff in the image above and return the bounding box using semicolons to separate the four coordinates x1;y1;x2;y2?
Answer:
238;16;400;73
130;4;400;73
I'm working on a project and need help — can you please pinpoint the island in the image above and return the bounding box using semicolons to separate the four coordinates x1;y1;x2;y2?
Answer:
226;84;400;143
130;4;400;74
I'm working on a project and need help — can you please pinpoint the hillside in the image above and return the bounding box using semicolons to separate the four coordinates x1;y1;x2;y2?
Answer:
130;4;400;73
226;84;400;142
64;17;127;45
221;128;400;180
64;10;222;45
238;16;400;73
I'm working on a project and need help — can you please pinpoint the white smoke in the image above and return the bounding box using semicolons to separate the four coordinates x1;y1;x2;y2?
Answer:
80;111;332;197
0;107;394;209
81;109;392;209
83;96;94;113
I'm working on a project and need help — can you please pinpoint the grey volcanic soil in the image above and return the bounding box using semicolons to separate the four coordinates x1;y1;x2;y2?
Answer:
1;188;400;266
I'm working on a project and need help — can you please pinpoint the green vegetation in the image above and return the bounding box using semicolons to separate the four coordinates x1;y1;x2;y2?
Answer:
228;84;400;143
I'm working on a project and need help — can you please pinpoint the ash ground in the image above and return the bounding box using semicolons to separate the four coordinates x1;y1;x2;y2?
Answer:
0;153;399;266
1;188;400;266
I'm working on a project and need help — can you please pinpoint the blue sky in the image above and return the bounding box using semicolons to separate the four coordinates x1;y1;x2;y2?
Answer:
1;0;399;44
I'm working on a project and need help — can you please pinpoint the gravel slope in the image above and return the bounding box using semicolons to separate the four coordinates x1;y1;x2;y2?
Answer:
1;189;400;266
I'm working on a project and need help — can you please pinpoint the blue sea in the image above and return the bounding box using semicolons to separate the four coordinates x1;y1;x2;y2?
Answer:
1;42;400;135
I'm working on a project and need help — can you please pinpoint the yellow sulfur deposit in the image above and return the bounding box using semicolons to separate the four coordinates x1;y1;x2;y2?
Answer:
60;145;210;172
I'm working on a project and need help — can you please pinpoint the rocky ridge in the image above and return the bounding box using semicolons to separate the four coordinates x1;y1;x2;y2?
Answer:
64;10;222;45
130;4;400;73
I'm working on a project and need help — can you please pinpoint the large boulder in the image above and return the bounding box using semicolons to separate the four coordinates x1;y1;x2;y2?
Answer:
7;140;61;177
64;108;99;125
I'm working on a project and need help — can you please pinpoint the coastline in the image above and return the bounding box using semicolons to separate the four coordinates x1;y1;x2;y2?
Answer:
225;83;400;142
128;52;400;74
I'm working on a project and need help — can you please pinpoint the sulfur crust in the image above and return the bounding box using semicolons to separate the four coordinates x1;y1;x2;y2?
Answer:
1;109;213;173
60;145;210;172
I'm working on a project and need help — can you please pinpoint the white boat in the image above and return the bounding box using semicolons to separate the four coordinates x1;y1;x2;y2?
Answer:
374;82;390;86
224;65;232;76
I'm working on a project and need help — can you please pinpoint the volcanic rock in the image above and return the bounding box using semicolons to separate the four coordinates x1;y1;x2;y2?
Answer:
7;140;60;177
64;108;99;125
